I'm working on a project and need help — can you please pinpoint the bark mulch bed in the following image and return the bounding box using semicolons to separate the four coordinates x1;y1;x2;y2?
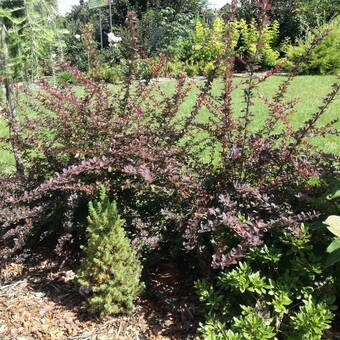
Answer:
0;249;198;339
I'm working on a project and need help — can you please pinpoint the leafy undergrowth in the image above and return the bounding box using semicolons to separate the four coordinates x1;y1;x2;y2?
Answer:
0;248;199;339
2;249;340;339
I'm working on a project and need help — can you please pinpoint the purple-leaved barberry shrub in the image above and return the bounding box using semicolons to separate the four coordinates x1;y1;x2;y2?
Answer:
0;4;338;269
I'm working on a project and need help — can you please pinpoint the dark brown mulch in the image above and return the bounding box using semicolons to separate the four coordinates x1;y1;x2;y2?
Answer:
0;248;199;339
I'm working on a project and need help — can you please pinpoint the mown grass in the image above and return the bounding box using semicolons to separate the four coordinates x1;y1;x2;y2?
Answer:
160;75;339;154
0;75;339;173
0;117;14;174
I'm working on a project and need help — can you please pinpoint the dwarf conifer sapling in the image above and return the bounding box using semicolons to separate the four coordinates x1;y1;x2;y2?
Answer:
77;187;143;316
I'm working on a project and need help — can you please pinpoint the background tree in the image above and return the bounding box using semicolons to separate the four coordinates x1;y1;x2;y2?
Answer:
237;0;339;43
63;0;208;65
0;0;64;174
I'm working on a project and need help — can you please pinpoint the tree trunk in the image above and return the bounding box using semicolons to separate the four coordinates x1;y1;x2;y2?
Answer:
1;21;25;176
4;79;25;176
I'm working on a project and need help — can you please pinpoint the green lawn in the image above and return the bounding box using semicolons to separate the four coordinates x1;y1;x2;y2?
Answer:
0;118;14;174
158;75;339;154
0;75;339;173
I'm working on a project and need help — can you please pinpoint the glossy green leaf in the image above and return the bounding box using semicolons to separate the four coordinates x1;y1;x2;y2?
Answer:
326;248;340;267
324;215;340;237
327;190;340;201
327;238;340;253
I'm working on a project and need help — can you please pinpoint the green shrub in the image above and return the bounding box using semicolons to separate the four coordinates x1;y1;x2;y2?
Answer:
98;45;125;66
140;7;195;54
77;187;143;316
171;17;281;75
184;61;201;77
285;17;340;75
196;224;336;339
88;63;125;83
201;305;277;340
190;18;225;70
290;296;334;340
234;19;281;68
132;58;153;80
167;58;184;78
166;35;194;61
56;71;78;86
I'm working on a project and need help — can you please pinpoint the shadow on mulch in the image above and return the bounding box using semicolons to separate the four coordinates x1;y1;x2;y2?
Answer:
0;247;201;339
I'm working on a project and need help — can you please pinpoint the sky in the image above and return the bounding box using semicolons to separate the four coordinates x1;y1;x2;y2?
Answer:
57;0;229;15
209;0;230;9
58;0;78;15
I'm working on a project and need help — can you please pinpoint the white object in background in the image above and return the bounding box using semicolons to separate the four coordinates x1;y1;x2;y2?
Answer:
107;32;122;46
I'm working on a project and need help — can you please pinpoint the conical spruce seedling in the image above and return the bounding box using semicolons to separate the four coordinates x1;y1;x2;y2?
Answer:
78;187;142;315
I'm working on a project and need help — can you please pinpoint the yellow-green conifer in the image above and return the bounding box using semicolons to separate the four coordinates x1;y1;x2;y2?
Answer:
78;187;142;315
